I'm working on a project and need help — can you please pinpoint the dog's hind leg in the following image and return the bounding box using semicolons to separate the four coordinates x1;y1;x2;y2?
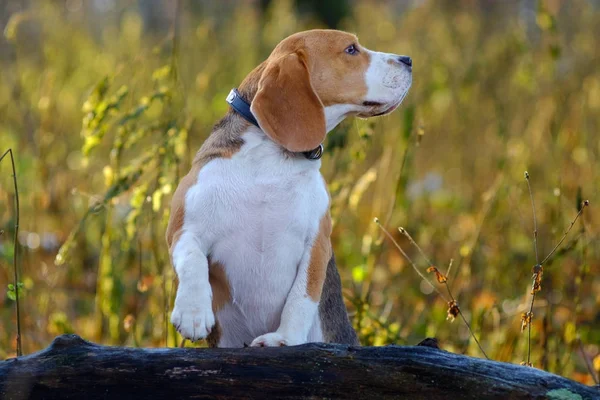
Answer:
318;253;359;345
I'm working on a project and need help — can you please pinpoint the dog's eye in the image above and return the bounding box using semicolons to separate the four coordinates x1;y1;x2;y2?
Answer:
345;44;358;55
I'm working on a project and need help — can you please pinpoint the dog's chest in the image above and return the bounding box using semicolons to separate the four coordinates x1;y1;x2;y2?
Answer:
213;166;318;261
187;141;329;316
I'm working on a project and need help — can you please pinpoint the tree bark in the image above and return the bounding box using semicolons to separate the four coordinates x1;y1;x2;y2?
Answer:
0;334;597;399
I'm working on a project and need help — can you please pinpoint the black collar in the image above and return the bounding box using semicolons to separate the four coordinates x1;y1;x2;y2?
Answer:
226;88;324;160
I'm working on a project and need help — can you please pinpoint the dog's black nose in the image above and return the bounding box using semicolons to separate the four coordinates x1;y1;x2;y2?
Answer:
398;55;412;67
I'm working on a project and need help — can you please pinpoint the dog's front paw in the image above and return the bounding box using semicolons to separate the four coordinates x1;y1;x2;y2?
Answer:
171;287;215;342
250;332;302;347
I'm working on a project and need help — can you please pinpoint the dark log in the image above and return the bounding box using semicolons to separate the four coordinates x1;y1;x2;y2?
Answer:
0;334;598;400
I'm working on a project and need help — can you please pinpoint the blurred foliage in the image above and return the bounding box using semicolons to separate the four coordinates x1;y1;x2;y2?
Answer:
0;0;599;385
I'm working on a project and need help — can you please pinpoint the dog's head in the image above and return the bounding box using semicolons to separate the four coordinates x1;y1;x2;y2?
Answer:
241;29;412;153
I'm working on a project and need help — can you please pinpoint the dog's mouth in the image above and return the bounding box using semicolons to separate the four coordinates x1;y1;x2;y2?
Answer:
358;85;411;118
372;103;399;116
362;101;384;107
357;99;401;118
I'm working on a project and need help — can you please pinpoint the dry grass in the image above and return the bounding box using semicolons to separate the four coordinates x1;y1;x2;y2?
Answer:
0;0;599;384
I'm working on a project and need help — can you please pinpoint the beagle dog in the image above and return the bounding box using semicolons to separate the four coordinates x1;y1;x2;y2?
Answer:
166;29;412;347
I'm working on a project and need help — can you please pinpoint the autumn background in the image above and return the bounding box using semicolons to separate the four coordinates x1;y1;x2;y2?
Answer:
1;0;599;385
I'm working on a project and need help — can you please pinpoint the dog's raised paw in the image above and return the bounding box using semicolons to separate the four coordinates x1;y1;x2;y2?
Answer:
171;291;215;341
171;305;215;341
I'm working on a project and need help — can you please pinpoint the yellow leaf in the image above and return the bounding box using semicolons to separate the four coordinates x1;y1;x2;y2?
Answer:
152;190;162;212
459;245;471;257
593;354;600;373
352;265;366;283
161;183;172;194
103;166;114;187
348;167;377;211
563;321;577;345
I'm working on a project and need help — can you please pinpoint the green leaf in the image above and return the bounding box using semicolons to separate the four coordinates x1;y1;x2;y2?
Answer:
152;65;171;81
7;282;25;301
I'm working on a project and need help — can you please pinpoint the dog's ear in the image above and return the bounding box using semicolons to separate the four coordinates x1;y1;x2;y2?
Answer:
251;51;326;153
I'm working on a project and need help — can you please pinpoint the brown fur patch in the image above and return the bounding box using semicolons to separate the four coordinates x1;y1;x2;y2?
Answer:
240;30;371;153
165;164;200;250
271;30;371;107
252;51;326;153
208;260;231;312
204;260;231;348
307;212;333;301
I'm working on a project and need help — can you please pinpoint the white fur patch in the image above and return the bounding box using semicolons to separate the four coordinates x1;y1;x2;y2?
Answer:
364;50;412;107
170;232;215;341
324;104;358;131
171;127;329;346
321;50;412;121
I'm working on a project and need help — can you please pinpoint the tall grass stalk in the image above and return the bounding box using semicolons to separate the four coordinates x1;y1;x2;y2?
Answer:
524;171;540;366
1;149;22;356
164;0;183;347
397;226;489;360
523;171;588;366
375;218;489;359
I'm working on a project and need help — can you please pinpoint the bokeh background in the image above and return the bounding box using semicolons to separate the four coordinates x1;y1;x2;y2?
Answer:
1;0;599;384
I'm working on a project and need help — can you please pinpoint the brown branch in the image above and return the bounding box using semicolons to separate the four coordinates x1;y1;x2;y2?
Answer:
0;334;597;399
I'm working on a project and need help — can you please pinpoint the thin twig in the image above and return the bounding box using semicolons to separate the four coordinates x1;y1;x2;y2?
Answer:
453;296;488;359
1;149;22;356
525;172;540;265
446;259;453;277
572;201;596;385
374;218;446;300
524;171;538;366
522;170;589;366
161;0;183;348
398;227;433;266
398;228;489;360
540;200;588;265
577;338;599;385
133;235;143;347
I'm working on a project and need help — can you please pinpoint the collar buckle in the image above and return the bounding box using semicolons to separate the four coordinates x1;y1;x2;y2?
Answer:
226;88;259;127
302;144;324;160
